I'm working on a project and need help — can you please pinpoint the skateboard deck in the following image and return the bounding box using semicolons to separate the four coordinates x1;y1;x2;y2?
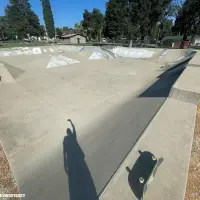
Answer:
127;151;163;200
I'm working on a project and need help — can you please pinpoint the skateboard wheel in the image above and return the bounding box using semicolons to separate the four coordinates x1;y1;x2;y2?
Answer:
152;156;157;161
139;177;144;183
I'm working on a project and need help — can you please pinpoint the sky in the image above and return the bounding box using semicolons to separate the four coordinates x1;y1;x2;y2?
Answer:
0;0;107;28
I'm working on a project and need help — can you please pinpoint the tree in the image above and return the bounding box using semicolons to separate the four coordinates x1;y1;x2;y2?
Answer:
104;0;172;42
159;19;173;39
82;9;94;40
5;0;41;39
41;0;55;38
129;0;172;42
0;16;7;41
55;27;63;39
62;26;69;31
74;22;84;35
165;0;183;18
26;10;41;37
39;25;46;37
91;9;104;42
82;9;104;41
104;0;130;40
173;0;200;48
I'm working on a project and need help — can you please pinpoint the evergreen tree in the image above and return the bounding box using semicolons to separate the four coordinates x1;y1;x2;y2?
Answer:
55;27;63;39
104;0;171;41
129;0;171;40
82;9;104;41
5;0;41;39
173;0;200;48
41;0;55;38
104;0;130;40
0;16;7;40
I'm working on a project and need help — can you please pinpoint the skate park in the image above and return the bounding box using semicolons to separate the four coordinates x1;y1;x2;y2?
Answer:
0;45;199;199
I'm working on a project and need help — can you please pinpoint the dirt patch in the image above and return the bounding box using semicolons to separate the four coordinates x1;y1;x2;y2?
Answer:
0;142;20;199
185;105;200;200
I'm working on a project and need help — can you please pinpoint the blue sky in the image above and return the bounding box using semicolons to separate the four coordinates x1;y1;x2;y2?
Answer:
0;0;107;28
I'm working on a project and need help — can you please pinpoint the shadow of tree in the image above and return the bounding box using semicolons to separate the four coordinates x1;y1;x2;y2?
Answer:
63;119;98;200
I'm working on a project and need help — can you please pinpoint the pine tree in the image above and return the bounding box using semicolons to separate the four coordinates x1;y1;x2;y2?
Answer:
104;0;130;40
129;0;171;40
82;9;104;41
41;0;55;39
104;0;171;41
5;0;41;39
173;0;200;48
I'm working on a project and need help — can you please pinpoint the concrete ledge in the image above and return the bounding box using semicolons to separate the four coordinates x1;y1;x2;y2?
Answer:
169;52;200;105
170;87;200;105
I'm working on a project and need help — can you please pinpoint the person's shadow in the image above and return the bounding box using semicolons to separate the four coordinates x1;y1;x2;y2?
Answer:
63;119;98;200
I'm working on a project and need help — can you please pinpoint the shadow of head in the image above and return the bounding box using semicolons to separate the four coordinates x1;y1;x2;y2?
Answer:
126;151;163;200
67;128;73;136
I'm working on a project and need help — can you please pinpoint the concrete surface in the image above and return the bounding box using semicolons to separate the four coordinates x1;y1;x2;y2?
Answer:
100;98;196;200
0;46;196;200
0;62;15;83
100;50;200;200
170;51;200;105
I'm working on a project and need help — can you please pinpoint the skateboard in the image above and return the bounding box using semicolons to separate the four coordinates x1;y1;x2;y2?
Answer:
127;151;163;200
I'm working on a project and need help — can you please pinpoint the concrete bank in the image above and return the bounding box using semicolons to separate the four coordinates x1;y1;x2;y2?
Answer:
100;51;200;200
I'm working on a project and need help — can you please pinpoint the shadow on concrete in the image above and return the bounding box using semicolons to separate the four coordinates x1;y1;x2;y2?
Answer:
0;61;24;78
63;119;98;200
126;151;163;200
139;54;197;98
138;67;185;98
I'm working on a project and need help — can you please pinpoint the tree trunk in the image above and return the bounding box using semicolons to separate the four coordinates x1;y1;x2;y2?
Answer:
0;27;5;42
156;27;161;47
99;29;102;43
189;33;195;47
179;33;187;49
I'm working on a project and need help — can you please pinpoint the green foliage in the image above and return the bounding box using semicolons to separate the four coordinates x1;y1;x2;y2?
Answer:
104;0;130;39
130;0;172;38
0;16;8;40
74;22;85;35
173;0;200;38
5;0;41;39
62;26;69;31
55;27;63;39
39;25;46;37
82;8;104;41
41;0;55;38
104;0;172;41
159;19;173;39
165;0;183;18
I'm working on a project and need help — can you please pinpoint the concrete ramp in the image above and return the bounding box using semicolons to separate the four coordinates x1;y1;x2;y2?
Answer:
111;47;155;58
156;49;189;64
89;52;105;60
47;55;80;68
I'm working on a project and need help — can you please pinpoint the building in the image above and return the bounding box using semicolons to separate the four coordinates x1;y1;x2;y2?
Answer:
61;33;86;44
193;36;200;46
161;36;192;48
